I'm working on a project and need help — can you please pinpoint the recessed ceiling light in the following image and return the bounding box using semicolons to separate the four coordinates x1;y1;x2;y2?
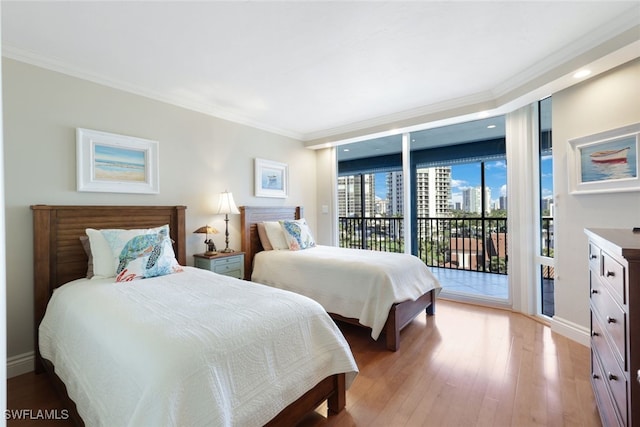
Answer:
487;124;496;129
573;69;591;79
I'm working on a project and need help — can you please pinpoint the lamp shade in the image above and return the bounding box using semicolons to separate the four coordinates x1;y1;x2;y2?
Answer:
193;225;218;234
216;191;240;215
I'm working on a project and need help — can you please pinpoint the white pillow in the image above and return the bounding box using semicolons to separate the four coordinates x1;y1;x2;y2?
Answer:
280;219;316;251
256;223;273;251
86;225;181;280
86;228;117;278
99;225;182;282
262;221;289;250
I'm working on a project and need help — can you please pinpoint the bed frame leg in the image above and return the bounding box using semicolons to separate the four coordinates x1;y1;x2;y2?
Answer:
327;373;346;415
426;300;435;316
385;305;400;351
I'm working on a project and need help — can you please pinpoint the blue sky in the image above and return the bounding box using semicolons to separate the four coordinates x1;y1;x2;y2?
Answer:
375;157;554;205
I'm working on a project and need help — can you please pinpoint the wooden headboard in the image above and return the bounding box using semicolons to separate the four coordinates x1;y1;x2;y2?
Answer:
239;206;301;280
31;205;186;371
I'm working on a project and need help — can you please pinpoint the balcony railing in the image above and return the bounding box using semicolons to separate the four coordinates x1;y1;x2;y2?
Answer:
338;216;509;275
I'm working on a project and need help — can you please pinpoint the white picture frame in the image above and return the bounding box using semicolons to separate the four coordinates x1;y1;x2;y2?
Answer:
255;158;288;198
76;128;159;194
568;122;640;195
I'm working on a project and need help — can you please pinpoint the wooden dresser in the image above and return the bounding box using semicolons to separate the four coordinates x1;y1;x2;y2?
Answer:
585;228;640;427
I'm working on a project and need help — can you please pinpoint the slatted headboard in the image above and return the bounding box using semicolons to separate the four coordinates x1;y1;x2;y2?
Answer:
31;204;186;371
239;206;301;280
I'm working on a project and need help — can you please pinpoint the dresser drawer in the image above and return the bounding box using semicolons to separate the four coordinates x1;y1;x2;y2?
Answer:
590;281;627;367
588;242;601;272
591;349;625;427
602;251;626;305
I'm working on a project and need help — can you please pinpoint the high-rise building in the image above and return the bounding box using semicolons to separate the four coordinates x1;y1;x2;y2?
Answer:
415;167;452;218
386;171;404;216
499;195;508;211
386;167;451;218
337;174;376;217
462;186;491;214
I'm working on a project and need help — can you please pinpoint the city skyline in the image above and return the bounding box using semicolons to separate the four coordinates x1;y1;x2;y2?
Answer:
374;157;554;207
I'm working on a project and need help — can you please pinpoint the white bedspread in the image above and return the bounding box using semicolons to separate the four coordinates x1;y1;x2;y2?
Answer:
39;267;358;427
251;245;442;339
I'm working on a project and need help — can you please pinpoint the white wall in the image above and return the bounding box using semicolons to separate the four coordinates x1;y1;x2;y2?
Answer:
315;147;336;245
552;58;640;337
3;58;317;372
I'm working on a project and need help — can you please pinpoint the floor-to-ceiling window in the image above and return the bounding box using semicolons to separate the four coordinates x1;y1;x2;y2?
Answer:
538;97;554;317
336;117;509;304
409;118;508;303
337;135;403;252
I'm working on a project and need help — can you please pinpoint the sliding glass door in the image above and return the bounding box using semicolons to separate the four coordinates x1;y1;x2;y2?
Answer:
537;97;555;317
409;118;508;303
336;117;510;305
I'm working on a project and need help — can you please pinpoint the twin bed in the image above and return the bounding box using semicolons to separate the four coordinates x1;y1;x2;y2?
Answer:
32;205;358;426
239;206;441;352
32;204;440;425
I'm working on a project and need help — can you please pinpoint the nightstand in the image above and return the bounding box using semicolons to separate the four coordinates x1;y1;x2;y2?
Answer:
194;252;245;279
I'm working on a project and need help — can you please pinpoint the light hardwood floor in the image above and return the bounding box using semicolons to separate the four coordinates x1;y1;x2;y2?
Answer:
8;300;601;427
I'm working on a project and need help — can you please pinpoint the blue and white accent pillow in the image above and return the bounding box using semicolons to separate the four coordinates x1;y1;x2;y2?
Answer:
100;225;183;282
279;219;316;251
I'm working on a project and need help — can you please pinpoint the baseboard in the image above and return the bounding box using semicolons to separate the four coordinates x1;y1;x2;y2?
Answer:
7;351;35;378
551;316;591;347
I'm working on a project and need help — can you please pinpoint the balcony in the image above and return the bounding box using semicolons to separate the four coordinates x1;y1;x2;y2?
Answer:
339;215;554;308
339;216;508;274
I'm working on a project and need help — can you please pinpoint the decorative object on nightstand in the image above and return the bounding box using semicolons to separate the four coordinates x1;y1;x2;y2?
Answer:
217;190;240;253
194;252;245;280
193;225;218;255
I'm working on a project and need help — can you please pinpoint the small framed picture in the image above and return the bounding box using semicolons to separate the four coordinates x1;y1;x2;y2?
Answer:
76;128;159;194
255;158;288;198
568;123;640;195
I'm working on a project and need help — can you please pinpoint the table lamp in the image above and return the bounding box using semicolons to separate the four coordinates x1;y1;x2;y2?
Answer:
194;225;218;255
217;191;240;253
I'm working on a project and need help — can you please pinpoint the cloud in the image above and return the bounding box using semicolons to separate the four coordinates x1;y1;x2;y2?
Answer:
500;184;507;196
451;179;467;189
487;161;506;169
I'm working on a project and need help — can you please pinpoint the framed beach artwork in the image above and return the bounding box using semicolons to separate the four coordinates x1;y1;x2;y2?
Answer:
255;158;288;198
568;122;640;195
76;128;159;194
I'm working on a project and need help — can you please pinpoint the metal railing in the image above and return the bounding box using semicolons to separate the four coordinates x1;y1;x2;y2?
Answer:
338;216;509;274
339;216;405;253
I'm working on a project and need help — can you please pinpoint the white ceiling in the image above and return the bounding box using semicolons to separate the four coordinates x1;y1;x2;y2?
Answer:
2;1;639;143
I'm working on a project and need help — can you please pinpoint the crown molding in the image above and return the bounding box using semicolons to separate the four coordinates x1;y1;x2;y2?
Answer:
305;19;640;145
491;8;640;99
1;44;304;141
3;3;638;145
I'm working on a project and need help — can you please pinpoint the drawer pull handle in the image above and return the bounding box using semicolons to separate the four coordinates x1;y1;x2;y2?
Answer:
590;254;597;260
591;289;599;294
592;373;600;380
605;271;615;277
608;373;618;381
591;331;599;337
606;316;616;324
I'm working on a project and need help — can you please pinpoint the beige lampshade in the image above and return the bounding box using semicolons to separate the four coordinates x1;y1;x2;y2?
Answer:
216;191;240;215
193;225;218;234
